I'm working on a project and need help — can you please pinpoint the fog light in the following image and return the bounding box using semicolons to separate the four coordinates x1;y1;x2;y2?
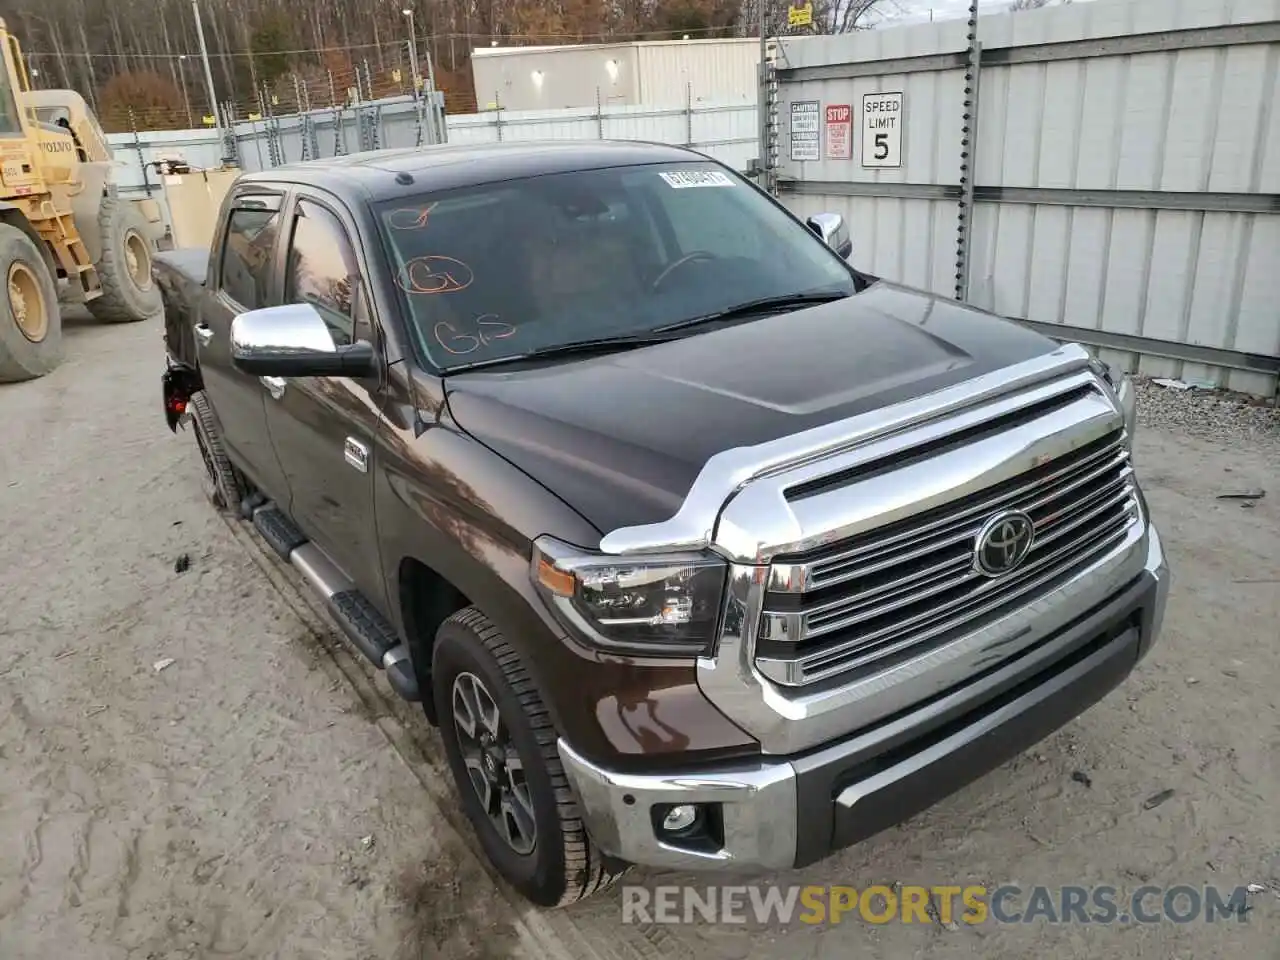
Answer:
661;804;700;834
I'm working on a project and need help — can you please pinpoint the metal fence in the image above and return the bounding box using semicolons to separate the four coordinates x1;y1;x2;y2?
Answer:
108;90;758;235
763;0;1280;397
108;91;446;193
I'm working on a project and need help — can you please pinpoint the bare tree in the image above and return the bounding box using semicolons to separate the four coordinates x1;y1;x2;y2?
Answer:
1009;0;1069;10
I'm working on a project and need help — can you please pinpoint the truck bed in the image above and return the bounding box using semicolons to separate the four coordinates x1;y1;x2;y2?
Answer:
155;249;208;369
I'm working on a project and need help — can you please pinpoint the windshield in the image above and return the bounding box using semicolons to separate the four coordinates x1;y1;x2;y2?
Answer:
374;161;857;371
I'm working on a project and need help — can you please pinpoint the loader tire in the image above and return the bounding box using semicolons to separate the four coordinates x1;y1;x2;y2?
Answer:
87;194;163;324
0;224;62;383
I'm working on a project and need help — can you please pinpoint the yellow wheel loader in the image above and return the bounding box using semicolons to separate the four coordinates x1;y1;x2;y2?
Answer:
0;19;165;382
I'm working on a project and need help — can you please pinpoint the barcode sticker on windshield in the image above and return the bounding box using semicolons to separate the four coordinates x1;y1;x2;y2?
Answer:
658;170;734;189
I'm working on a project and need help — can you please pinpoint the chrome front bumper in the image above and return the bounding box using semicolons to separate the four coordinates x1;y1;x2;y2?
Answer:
558;526;1169;872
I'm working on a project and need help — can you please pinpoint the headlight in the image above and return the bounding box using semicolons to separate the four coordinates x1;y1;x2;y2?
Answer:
1091;356;1137;439
1116;373;1137;438
531;536;727;657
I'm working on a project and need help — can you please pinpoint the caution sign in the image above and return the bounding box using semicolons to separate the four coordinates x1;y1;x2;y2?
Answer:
201;115;217;126
862;91;903;168
789;100;820;162
824;104;851;160
788;3;813;27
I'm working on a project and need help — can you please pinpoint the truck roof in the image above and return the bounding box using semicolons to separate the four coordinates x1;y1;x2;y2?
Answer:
241;140;711;201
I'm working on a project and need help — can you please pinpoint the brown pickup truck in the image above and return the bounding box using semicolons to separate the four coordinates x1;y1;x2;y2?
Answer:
157;140;1170;907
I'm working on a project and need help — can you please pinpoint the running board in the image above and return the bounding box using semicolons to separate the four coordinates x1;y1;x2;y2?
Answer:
248;502;421;702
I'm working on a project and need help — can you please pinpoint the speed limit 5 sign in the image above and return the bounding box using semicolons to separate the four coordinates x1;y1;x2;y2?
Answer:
862;92;903;168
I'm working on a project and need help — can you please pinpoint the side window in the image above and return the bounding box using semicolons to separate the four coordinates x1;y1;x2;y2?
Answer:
0;65;22;136
284;199;367;348
219;200;282;310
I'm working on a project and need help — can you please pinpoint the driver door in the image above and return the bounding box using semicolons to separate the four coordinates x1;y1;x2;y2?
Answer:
261;193;388;607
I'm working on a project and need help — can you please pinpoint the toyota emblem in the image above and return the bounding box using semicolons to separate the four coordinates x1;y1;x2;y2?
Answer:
974;510;1035;577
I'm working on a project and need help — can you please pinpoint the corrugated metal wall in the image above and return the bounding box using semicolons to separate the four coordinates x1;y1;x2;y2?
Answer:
775;0;1280;397
470;40;759;111
635;40;761;106
471;45;641;111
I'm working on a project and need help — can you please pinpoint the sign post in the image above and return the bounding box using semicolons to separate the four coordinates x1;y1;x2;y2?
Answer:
861;92;904;168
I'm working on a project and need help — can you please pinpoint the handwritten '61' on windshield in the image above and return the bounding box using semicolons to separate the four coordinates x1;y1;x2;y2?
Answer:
396;256;473;295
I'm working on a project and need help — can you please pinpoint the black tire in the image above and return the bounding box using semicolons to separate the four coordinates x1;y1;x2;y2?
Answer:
189;390;246;510
433;608;629;907
87;193;163;324
0;224;62;383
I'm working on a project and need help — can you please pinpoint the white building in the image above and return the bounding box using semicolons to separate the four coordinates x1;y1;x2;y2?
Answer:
470;38;763;111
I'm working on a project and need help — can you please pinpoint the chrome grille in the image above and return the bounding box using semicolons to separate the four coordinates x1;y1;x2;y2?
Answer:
755;429;1139;687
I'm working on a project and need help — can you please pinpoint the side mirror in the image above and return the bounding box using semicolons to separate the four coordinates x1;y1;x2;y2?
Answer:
806;212;853;261
230;303;377;378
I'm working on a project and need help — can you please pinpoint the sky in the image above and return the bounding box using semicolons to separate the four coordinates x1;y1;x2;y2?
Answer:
888;0;1097;26
895;0;986;22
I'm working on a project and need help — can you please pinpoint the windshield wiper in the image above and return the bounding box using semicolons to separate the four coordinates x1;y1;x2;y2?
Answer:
442;332;679;373
443;291;851;373
655;291;851;333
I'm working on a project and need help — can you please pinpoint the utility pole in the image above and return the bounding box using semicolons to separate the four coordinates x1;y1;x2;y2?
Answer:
178;55;193;128
756;0;768;187
403;9;420;94
191;0;220;134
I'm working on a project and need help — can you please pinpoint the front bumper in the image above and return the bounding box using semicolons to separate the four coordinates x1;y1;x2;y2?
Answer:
558;525;1169;871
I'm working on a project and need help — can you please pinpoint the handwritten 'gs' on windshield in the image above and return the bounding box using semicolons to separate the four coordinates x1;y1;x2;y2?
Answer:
434;315;517;355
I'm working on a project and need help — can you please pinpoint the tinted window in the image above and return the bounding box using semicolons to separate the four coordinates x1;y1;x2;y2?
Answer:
284;200;364;347
220;203;280;310
375;162;856;372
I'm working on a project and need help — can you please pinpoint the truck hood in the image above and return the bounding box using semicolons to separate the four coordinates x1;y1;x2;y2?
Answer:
443;282;1059;537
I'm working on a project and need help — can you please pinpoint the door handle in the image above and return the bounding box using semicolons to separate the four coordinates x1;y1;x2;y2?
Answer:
344;437;369;473
193;322;214;347
260;376;286;400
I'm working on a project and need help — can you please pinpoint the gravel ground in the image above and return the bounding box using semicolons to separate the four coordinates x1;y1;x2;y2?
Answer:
1;315;1277;960
1133;377;1280;449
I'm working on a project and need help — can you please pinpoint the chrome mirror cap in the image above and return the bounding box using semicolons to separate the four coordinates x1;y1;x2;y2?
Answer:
230;302;335;366
806;212;853;260
229;302;376;379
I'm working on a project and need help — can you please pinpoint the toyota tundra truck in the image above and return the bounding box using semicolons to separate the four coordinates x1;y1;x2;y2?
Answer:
156;141;1170;907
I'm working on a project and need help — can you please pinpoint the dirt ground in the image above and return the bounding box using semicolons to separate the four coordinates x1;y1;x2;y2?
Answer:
1;313;1276;960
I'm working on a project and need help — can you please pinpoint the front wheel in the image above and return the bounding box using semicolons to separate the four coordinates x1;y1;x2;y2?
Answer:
0;223;62;383
433;607;629;907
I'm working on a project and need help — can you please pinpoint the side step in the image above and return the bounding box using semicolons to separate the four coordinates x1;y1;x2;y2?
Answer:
252;504;308;559
247;502;421;702
240;491;268;521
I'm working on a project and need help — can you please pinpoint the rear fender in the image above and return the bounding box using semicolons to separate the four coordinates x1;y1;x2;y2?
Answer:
163;362;203;432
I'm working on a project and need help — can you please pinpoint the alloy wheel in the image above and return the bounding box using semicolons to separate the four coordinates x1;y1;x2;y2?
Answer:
451;671;537;855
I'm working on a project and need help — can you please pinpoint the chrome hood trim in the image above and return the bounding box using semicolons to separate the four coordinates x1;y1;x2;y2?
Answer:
598;343;1097;562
